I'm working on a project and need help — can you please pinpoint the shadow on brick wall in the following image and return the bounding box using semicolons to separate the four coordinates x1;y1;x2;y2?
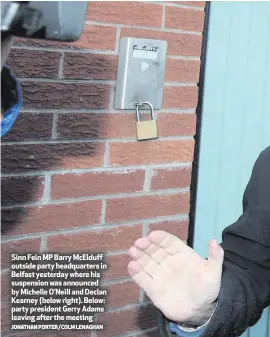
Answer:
1;45;120;237
1;81;106;236
136;304;160;336
1;140;103;235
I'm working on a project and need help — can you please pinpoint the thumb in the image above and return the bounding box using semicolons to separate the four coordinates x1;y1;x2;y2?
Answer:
207;239;224;275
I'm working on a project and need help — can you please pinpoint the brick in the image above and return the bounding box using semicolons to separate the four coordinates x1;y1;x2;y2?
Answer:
165;7;205;32
105;281;140;309
103;254;130;281
15;37;68;48
2;113;53;141
1;200;101;236
7;49;60;78
1;302;10;333
72;25;117;50
151;166;192;190
57;113;136;140
64;53;118;80
1;238;41;269
110;140;194;166
158;113;196;137
136;330;159;337
97;305;158;337
51;170;145;200
2;142;105;173
175;1;206;7
149;219;189;241
47;225;142;252
106;193;190;223
21;82;110;109
57;113;196;140
15;25;117;51
165;59;200;82
121;28;202;56
87;2;162;28
163;86;198;109
1;272;10;301
1;176;44;205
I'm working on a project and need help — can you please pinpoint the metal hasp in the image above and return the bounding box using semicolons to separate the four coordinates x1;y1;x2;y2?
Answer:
114;37;167;109
135;101;158;141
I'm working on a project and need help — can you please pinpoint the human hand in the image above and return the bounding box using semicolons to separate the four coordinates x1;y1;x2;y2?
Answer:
128;230;224;326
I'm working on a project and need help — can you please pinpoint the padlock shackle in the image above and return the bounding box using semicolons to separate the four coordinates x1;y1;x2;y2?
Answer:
135;101;155;122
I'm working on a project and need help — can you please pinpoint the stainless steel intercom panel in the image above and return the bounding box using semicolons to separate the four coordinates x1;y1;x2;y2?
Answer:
114;37;167;110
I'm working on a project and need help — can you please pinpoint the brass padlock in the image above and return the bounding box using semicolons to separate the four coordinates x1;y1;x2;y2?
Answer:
135;101;159;141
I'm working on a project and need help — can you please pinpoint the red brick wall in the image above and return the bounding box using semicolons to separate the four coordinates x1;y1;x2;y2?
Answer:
1;1;205;336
